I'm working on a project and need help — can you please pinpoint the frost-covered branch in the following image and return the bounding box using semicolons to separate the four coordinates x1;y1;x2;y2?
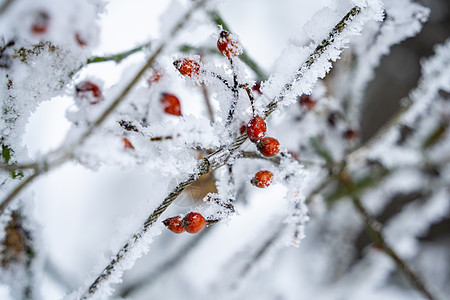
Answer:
80;4;382;297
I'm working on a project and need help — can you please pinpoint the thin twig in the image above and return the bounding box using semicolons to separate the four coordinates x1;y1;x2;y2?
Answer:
0;172;39;216
87;42;150;64
200;83;215;123
225;59;240;127
343;174;438;300
0;0;14;16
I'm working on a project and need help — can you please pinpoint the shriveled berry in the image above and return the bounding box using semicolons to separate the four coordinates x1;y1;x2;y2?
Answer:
181;212;206;234
246;116;266;142
163;216;185;234
173;58;200;77
160;93;181;116
75;81;103;104
299;94;316;110
251;170;273;188
122;137;134;150
31;11;50;34
147;68;162;85
217;30;242;59
257;137;280;157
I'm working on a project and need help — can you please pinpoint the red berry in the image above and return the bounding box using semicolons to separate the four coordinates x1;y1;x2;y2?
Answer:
246;116;266;142
217;30;242;59
31;11;50;34
251;170;273;188
173;58;200;77
75;81;103;104
257;137;280;157
181;212;206;234
343;129;358;140
163;216;185;234
299;95;316;110
75;32;87;47
122;137;134;150
160;93;182;116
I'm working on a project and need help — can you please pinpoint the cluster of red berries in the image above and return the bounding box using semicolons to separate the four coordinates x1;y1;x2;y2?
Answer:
245;116;281;188
163;212;206;234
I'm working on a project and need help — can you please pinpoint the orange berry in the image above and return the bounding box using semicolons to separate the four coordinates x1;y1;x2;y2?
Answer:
181;212;206;234
173;58;200;77
257;137;280;157
163;216;185;234
217;30;242;59
246;116;266;142
251;170;273;188
160;93;181;116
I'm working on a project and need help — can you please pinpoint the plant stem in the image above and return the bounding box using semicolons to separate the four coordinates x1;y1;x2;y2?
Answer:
87;42;150;64
340;172;438;300
0;0;14;16
0;172;39;216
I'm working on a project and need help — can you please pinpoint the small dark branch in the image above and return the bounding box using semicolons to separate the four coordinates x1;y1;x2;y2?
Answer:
210;71;233;89
118;120;139;132
87;43;150;64
0;172;39;216
200;84;215;123
240;84;256;115
225;59;240;127
340;172;438;300
150;134;180;142
238;151;281;165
